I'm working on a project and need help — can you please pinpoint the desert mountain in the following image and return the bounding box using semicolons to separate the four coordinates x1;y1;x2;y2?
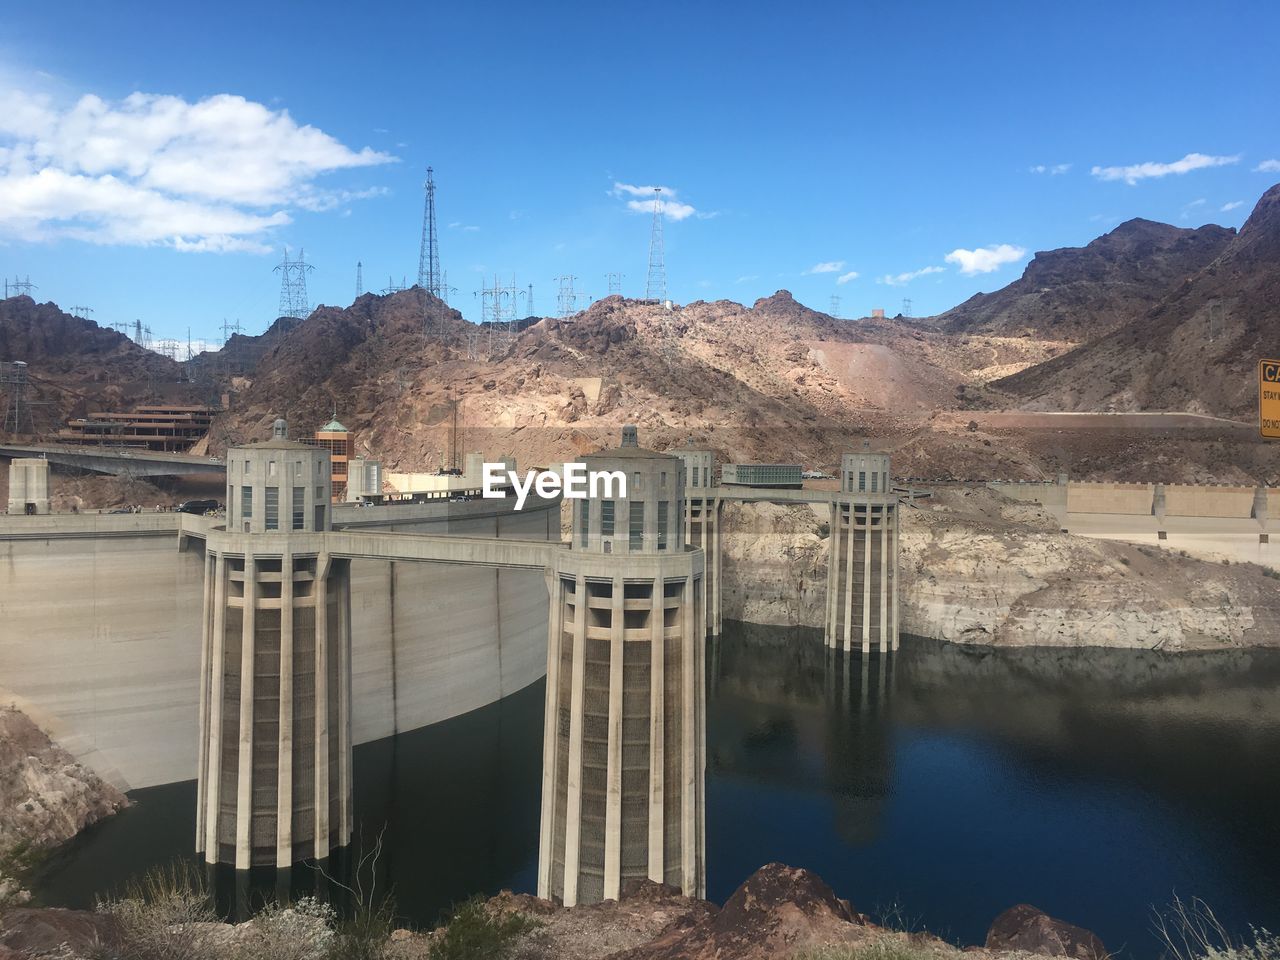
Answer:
0;296;196;430
996;183;1280;417
936;219;1235;343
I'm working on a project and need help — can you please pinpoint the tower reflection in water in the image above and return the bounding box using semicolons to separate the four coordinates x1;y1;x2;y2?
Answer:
705;622;894;857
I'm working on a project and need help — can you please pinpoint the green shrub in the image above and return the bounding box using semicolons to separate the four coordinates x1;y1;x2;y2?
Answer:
429;896;539;960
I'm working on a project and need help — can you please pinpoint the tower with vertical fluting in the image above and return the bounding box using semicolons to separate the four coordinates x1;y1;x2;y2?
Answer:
538;426;706;905
827;442;899;654
196;418;351;869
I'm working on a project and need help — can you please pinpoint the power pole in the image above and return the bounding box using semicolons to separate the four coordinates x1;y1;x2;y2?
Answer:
355;261;364;300
71;305;94;320
645;188;666;302
901;298;912;319
607;273;624;297
418;166;441;297
829;295;841;319
524;282;535;317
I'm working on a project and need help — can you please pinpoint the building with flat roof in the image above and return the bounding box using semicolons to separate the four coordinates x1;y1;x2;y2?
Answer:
720;463;802;489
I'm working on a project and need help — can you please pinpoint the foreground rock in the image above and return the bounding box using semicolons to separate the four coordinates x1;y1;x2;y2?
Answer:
987;904;1109;959
718;488;1280;650
0;863;1110;960
0;706;129;904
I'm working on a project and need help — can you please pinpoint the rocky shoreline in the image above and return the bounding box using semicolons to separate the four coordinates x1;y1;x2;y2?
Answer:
720;488;1280;651
0;706;128;909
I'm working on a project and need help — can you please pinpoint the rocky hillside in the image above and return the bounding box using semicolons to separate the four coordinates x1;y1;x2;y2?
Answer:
0;297;199;431
996;183;1280;417
937;219;1234;343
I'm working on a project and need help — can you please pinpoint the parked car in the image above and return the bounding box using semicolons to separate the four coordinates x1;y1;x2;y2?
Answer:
177;498;219;515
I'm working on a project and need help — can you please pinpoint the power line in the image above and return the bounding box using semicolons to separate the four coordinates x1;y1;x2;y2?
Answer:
645;188;666;302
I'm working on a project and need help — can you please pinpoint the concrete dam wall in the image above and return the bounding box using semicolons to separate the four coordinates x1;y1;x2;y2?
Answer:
0;499;559;791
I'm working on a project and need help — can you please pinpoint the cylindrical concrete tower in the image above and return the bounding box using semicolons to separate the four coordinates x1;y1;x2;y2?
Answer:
538;427;706;906
197;419;352;869
828;443;899;654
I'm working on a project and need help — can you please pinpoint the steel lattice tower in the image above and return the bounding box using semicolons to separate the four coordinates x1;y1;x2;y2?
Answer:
645;188;666;302
3;276;36;298
555;275;578;318
1;361;32;435
418;166;441;297
356;261;364;300
606;273;623;296
274;247;314;320
830;295;841;319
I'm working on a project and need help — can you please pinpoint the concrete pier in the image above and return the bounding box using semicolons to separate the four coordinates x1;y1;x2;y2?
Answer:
539;428;707;905
6;458;49;515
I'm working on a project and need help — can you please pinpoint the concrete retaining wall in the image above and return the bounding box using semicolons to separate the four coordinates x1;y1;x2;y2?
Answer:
0;498;560;791
1066;482;1155;515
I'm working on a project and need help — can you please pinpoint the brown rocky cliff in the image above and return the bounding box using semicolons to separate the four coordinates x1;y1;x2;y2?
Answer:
996;182;1280;417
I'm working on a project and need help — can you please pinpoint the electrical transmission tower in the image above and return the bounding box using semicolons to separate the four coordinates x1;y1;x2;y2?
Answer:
524;283;535;317
440;270;457;306
474;275;518;355
131;320;153;350
606;273;624;297
645;188;666;302
71;305;94;320
220;318;244;345
356;261;364;300
901;298;912;319
274;247;314;320
830;295;841;319
382;276;407;295
555;275;579;319
3;277;36;298
418;166;441;297
1;361;33;435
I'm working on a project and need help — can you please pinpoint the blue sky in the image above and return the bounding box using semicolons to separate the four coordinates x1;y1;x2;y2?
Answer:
1;0;1278;344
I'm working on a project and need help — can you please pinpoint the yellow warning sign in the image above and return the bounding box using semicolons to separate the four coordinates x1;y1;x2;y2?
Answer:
1262;359;1280;439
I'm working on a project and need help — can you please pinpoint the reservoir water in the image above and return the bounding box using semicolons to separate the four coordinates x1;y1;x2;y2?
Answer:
30;626;1280;958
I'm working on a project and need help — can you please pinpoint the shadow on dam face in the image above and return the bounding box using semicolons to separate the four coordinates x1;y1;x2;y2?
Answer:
27;679;547;927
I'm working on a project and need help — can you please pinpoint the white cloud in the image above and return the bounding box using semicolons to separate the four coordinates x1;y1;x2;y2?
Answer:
1221;200;1244;212
611;182;699;221
1090;152;1239;185
836;271;859;285
0;86;393;252
735;274;758;284
1255;159;1280;173
803;260;845;275
1030;163;1071;175
944;244;1026;276
877;265;944;286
